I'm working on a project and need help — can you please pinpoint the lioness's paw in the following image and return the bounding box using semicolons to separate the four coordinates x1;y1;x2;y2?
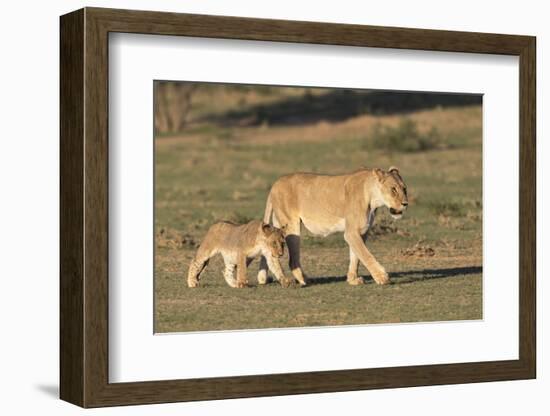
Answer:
188;279;199;288
347;276;365;286
236;280;249;288
373;271;390;285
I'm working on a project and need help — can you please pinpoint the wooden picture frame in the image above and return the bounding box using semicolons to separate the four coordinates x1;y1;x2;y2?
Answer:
60;7;536;408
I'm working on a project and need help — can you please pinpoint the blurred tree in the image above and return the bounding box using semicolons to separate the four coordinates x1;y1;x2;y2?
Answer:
154;82;196;135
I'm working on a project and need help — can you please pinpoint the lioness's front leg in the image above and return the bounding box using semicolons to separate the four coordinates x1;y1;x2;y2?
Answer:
347;210;375;285
344;229;389;285
347;233;367;285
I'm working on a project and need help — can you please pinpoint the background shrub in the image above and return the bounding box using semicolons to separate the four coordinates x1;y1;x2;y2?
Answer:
369;118;445;152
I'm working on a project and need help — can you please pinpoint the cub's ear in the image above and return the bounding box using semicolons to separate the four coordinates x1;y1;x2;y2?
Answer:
261;222;272;236
388;166;399;174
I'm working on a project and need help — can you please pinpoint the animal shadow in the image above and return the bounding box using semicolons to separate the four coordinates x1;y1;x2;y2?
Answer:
306;266;482;286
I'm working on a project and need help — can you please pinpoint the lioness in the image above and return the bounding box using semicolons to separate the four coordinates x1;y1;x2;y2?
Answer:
187;220;291;288
258;167;408;286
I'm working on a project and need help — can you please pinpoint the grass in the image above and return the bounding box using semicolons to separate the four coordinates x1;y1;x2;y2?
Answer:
156;247;482;332
154;93;482;333
368;118;446;153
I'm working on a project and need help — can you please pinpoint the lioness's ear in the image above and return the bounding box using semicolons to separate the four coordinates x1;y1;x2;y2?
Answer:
388;166;399;174
261;222;272;236
374;168;385;181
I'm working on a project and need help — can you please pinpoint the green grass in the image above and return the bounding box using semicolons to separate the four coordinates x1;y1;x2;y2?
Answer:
156;246;482;332
154;105;482;333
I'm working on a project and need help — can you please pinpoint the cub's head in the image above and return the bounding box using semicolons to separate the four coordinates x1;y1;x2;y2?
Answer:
375;166;409;219
260;223;286;258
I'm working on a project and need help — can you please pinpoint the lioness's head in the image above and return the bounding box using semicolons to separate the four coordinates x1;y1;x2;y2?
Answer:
261;223;286;258
375;166;408;219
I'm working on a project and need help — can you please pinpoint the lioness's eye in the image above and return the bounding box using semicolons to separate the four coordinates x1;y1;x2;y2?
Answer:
392;187;398;195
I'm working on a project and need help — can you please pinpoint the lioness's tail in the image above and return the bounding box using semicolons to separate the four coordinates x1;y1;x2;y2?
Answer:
263;192;273;224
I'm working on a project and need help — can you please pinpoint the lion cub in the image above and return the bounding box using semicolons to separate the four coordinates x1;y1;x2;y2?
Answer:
187;220;291;288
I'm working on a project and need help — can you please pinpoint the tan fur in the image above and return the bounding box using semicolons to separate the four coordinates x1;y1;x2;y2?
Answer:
258;167;408;285
187;220;291;288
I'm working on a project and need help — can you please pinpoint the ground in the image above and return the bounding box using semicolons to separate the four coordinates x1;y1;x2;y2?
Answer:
154;89;482;333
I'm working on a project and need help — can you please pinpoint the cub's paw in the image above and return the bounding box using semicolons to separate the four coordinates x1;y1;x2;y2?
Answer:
187;279;200;288
236;280;249;288
280;278;293;288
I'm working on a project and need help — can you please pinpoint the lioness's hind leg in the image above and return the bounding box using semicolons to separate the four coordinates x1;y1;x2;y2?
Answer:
285;222;308;286
257;215;281;285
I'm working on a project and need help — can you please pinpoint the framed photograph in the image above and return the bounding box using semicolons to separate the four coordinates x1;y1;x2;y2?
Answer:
60;7;536;408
